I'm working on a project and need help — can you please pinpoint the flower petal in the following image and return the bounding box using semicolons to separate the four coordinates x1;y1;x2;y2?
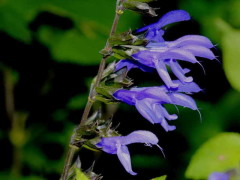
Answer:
161;49;198;63
135;99;156;124
138;87;172;103
167;35;214;48
161;118;176;131
157;104;178;120
156;10;190;28
116;144;137;175
115;59;154;72
169;93;198;110
169;59;193;83
172;81;202;93
182;45;215;60
136;10;190;33
121;130;159;145
153;104;177;131
154;59;179;88
145;29;165;42
113;89;137;105
158;80;201;93
132;51;156;67
96;137;119;154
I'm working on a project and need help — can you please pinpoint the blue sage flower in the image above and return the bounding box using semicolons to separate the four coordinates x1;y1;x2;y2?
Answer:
136;10;191;42
208;172;230;180
116;10;215;88
96;130;161;175
113;81;201;131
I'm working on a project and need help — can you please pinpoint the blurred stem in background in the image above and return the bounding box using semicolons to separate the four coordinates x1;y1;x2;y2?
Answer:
60;0;124;179
3;67;28;177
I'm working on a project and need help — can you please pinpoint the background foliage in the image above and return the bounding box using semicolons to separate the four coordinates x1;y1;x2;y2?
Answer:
0;0;239;179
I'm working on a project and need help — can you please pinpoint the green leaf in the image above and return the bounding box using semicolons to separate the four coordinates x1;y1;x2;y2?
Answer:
38;0;140;65
75;168;89;180
38;27;104;65
0;0;140;64
151;175;167;180
227;0;240;27
0;172;45;180
0;5;31;42
222;28;240;91
185;133;240;179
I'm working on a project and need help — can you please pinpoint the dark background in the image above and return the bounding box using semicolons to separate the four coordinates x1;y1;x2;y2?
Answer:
0;0;239;179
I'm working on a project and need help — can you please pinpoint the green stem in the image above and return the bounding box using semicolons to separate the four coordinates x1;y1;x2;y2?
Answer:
3;68;27;177
80;7;122;127
60;2;123;179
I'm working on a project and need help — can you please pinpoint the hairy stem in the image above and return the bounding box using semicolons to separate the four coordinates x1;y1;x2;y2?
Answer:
61;2;123;179
80;9;121;126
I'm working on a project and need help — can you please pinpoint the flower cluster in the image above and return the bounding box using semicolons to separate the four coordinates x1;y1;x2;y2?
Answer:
97;10;215;175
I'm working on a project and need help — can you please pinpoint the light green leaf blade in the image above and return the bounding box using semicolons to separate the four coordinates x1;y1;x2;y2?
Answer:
222;29;240;91
0;5;31;42
75;168;89;180
185;133;240;179
152;175;167;180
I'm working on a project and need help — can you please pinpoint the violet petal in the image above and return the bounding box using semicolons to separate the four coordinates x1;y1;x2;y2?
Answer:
116;144;137;176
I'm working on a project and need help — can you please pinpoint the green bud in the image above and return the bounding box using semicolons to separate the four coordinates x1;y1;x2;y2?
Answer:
123;1;157;16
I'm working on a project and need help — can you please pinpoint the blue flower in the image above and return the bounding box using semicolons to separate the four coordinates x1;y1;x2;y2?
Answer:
116;10;215;88
96;130;161;175
208;172;230;180
113;81;201;131
136;10;191;42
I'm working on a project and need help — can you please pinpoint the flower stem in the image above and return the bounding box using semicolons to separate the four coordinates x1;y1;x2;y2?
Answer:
80;6;122;127
60;2;123;179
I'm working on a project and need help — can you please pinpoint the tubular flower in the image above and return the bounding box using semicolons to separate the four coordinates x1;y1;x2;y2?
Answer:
113;81;201;131
96;130;161;175
116;10;215;88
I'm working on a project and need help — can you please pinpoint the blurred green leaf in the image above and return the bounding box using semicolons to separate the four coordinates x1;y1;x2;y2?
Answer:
222;27;240;91
0;172;45;180
228;0;240;27
180;0;225;42
37;0;140;65
38;27;104;65
75;168;89;180
151;175;167;180
0;0;140;64
0;6;31;42
185;133;240;179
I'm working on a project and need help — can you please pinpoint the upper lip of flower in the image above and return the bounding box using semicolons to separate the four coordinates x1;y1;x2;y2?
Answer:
136;10;191;34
